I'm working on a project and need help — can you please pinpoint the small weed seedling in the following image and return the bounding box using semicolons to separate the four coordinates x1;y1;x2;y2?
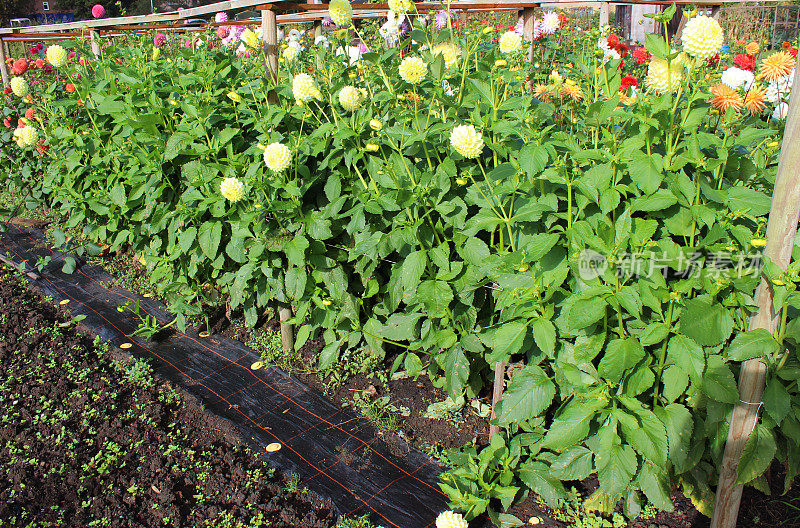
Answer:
120;300;177;339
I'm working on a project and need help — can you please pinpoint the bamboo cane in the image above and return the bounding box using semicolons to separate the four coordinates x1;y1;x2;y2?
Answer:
711;59;800;528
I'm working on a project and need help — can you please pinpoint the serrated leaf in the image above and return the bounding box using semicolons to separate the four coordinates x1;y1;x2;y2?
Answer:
489;320;528;364
549;446;593;480
542;401;598;450
401;250;427;291
596;443;637;502
531;318;556;357
519;460;567;508
638;463;674;511
679;297;734;346
736;423;777;485
727;329;779;361
598;338;645;383
667;334;705;385
654;403;694;474
763;377;790;424
198;222;222;260
701;354;739;403
496;365;556;426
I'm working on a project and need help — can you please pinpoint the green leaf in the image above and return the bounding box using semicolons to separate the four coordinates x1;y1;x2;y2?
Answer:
198;222;222;260
637;463;674;511
701;355;739;404
630;189;677;212
284;234;309;267
110;183;127;208
530;318;556;357
763;377;790;424
549;446;593;481
654;403;694;474
401;250;427;291
542;401;598;450
596;443;637;502
489;320;528;363
619;404;668;467
518;144;549;177
627;152;663;195
598;338;645;383
443;346;469;400
679;297;734;346
727;329;779;361
178;227;197;253
496;365;556;426
519;460;567;508
416;280;453;318
667;334;705;384
736;423;777;485
568;296;607;330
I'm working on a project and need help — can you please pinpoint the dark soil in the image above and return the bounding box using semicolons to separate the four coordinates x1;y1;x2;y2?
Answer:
0;270;338;528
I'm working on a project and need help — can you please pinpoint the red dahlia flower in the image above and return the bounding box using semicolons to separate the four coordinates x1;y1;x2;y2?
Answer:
632;47;651;64
620;75;638;90
733;53;756;71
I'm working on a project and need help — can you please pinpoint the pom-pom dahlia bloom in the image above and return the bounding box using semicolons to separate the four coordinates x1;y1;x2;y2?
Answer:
263;142;292;172
10;76;29;98
681;15;723;61
329;0;353;26
645;55;684;94
720;66;754;90
215;12;228;23
450;125;483;159
499;31;522;53
46;45;67;67
220;177;245;202
13;124;37;149
338;86;362;111
154;33;167;47
292;73;321;102
435;511;468;528
388;0;413;14
91;4;105;18
432;43;459;68
399;56;426;84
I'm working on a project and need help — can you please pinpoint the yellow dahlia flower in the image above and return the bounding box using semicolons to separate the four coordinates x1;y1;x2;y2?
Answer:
645;56;684;94
282;45;299;61
399;56;427;84
436;511;468;528
263;142;292;172
220;177;245;202
498;31;523;54
450;124;483;159
292;73;322;103
242;28;261;49
681;16;723;61
13;125;37;149
559;79;583;102
46;44;68;68
432;43;460;68
328;0;353;26
388;0;413;13
9;76;29;98
744;86;767;115
709;83;743;113
745;42;760;56
338;86;362;111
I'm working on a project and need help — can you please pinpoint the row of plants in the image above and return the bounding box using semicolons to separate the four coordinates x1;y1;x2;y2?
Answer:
1;3;799;525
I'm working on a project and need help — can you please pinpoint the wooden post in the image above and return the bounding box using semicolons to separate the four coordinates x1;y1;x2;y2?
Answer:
279;304;294;354
711;59;800;528
0;38;9;86
90;30;101;58
521;7;535;63
261;7;279;83
489;361;506;438
599;2;609;28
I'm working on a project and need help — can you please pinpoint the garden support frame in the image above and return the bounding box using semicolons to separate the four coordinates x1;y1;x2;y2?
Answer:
711;58;800;528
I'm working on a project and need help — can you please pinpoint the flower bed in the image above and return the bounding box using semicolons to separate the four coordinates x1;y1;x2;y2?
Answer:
1;3;799;525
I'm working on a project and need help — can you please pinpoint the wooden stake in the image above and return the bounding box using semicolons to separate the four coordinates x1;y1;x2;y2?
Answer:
521;7;535;63
599;2;610;28
711;59;800;528
90;30;101;58
0;38;9;86
489;360;505;438
279;305;294;354
261;8;278;83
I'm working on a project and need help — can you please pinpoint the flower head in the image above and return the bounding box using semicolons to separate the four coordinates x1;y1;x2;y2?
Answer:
399;56;427;84
12;58;28;75
329;0;353;26
242;28;261;48
10;76;29;98
338;85;362;111
215;12;228;23
436;511;468;528
13;124;38;149
499;31;522;53
633;47;651;64
263;142;292;172
744;85;767;115
369;119;383;131
559;79;582;101
282;45;299;61
292;73;322;102
709;83;744;113
745;41;760;56
733;53;756;71
46;45;67;68
388;0;413;13
645;55;684;94
217;26;230;39
432;43;460;68
220;177;245;202
153;33;167;48
450;125;483;159
760;51;795;81
720;66;754;90
434;10;450;29
620;75;638;90
681;15;723;61
773;101;789;120
91;4;105;18
541;11;559;34
533;83;552;102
